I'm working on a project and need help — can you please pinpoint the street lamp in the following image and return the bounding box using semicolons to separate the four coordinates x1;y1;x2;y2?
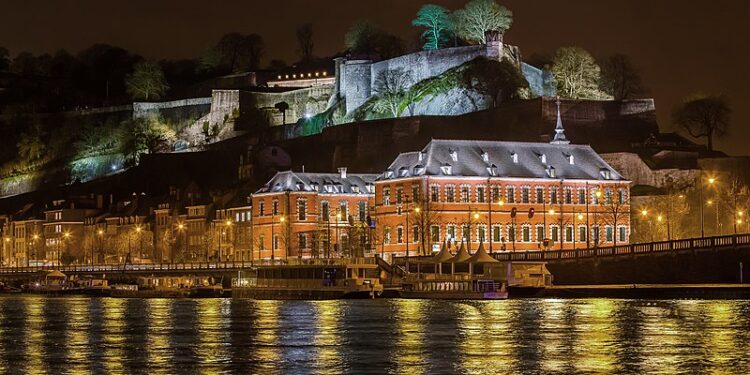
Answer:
335;211;341;257
279;216;286;260
177;223;186;263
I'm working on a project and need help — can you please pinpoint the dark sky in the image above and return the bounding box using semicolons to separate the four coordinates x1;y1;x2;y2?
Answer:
2;0;748;155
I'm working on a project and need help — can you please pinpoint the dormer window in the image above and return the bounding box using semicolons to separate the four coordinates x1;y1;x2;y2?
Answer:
296;182;305;191
413;165;425;175
539;153;547;164
324;184;333;193
481;151;489;163
352;185;360;193
600;168;612;180
440;164;453;175
487;164;498;176
384;169;395;178
564;153;574;165
510;152;518;164
546;166;556;178
311;182;319;191
366;183;374;193
399;167;409;177
418;151;425;162
449;149;458;162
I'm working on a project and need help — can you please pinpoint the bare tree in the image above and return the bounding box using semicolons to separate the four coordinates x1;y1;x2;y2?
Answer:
600;187;630;246
296;24;314;62
372;68;413;117
410;193;442;255
599;54;645;100
453;0;513;44
673;94;730;151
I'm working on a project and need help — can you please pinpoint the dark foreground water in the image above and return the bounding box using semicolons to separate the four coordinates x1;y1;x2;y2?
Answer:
0;297;749;374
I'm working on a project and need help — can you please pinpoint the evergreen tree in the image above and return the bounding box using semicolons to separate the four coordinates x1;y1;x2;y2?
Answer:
412;4;453;50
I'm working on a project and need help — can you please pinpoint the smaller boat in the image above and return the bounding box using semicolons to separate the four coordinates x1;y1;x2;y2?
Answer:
24;270;79;295
75;275;111;297
0;282;21;294
190;277;227;298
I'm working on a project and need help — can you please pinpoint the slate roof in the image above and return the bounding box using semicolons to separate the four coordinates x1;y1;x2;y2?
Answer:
380;139;626;182
255;170;378;195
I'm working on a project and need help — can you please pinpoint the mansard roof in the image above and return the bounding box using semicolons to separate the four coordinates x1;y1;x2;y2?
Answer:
380;139;626;181
255;170;378;195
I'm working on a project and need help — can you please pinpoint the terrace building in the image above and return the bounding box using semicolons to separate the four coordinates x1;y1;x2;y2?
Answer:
251;169;377;260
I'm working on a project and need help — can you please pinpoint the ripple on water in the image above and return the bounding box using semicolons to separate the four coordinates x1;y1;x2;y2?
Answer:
0;297;747;374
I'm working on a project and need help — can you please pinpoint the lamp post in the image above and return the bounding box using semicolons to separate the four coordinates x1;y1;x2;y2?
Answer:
61;231;71;266
32;234;39;268
177;223;186;264
279;216;286;260
593;189;602;247
135;226;143;264
96;229;104;265
414;206;421;255
575;213;583;249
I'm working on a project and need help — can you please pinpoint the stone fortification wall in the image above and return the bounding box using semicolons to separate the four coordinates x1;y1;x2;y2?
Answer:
370;45;486;93
542;97;656;123
341;61;373;113
601;152;699;189
251;85;334;125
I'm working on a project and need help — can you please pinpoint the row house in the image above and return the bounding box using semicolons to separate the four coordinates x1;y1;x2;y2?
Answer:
212;198;252;262
42;203;100;266
3;217;44;267
250;168;377;260
374;118;630;257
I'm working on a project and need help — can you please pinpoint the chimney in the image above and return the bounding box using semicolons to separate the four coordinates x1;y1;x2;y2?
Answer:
338;167;347;179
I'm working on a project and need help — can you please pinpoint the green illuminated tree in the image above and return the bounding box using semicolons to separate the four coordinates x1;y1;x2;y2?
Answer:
412;4;453;50
125;61;169;101
16;130;45;163
551;47;610;99
600;54;645;100
453;0;513;44
672;94;730;152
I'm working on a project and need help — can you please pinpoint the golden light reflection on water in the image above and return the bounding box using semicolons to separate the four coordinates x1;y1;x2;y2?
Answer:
393;299;426;375
313;301;342;372
147;299;173;375
196;299;231;373
102;298;126;374
538;299;572;373
66;298;89;374
252;300;280;373
24;297;43;374
572;298;617;373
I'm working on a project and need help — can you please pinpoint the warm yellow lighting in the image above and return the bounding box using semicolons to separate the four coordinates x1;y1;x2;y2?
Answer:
708;177;716;184
595;190;602;198
135;227;142;233
336;213;342;220
3;237;9;242
641;210;648;216
97;230;104;236
414;207;421;213
63;232;71;238
707;200;713;205
472;212;479;220
177;223;185;230
657;215;663;222
322;71;327;76
738;219;743;225
280;216;286;223
226;220;232;226
33;234;39;240
577;213;584;220
738;211;744;217
678;194;685;199
497;199;504;206
548;209;555;215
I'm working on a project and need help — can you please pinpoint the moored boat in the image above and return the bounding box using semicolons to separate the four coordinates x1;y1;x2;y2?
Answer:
23;270;80;295
232;258;383;300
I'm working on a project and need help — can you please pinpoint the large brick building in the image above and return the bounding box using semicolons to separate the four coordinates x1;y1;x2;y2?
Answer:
250;169;377;260
373;136;630;257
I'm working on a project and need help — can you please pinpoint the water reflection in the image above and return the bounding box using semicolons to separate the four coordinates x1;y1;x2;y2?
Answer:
0;297;747;374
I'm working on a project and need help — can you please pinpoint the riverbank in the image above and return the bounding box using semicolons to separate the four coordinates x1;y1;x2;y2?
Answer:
541;284;750;299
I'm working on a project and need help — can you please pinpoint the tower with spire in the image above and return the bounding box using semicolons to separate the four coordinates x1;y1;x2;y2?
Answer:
550;96;570;145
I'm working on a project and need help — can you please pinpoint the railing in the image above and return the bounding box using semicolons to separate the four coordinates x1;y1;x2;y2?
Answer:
0;257;377;276
2;234;750;276
393;233;750;264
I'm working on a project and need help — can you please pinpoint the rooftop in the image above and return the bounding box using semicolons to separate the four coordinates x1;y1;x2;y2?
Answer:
381;139;626;182
255;170;378;195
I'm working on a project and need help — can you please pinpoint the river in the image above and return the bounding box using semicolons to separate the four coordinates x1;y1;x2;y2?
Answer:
0;297;748;374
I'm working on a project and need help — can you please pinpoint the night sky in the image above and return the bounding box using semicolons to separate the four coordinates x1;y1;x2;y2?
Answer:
2;0;748;155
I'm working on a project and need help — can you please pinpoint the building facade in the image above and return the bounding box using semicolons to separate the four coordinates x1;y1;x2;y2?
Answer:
251;169;377;260
373;138;631;257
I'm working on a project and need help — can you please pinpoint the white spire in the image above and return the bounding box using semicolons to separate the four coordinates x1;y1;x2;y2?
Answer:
551;97;570;145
